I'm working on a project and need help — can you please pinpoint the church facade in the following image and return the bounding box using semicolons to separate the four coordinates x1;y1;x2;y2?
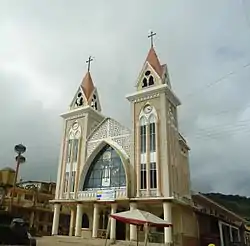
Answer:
51;43;198;245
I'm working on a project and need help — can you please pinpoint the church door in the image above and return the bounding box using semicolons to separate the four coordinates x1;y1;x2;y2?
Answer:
116;209;126;240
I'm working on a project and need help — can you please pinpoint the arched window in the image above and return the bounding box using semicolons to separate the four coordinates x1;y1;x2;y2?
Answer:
139;105;158;191
75;91;84;107
140;117;147;154
83;145;126;190
64;121;81;194
91;93;98;111
142;70;155;88
149;114;156;152
149;115;157;189
82;213;89;228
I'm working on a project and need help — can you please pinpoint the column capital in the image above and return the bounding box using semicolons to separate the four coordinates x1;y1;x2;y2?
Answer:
130;202;137;210
93;202;100;209
163;201;172;205
54;203;61;210
111;203;118;210
69;204;77;211
53;202;61;206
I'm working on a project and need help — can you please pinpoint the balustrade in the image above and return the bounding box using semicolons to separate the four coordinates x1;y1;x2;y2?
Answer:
77;188;127;201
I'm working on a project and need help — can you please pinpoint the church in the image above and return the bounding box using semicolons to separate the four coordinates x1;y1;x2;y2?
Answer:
50;36;199;245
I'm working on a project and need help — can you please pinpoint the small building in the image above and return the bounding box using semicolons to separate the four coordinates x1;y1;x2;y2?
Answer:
0;168;70;236
193;192;248;246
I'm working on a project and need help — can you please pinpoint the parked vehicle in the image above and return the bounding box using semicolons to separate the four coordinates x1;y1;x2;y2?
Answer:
0;214;36;245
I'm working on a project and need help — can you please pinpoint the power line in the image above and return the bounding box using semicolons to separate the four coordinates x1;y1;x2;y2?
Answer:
194;126;250;141
194;119;250;135
181;62;250;103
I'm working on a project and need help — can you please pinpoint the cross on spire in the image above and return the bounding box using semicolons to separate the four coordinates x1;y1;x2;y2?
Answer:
86;56;93;72
148;31;156;48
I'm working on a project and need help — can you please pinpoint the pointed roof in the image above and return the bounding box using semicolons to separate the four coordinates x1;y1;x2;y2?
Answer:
145;47;163;77
81;71;95;100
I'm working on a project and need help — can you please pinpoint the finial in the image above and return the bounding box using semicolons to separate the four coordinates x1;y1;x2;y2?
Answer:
148;30;156;48
86;56;93;72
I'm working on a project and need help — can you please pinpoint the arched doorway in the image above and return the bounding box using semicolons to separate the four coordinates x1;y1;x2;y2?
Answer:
99;210;109;230
82;213;89;229
115;208;126;240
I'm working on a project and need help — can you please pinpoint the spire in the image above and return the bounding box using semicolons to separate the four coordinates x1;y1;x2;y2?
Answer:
81;71;95;101
145;47;163;77
80;56;95;101
70;56;101;111
145;31;163;77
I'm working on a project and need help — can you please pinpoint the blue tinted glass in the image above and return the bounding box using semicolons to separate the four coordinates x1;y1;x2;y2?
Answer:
83;145;126;190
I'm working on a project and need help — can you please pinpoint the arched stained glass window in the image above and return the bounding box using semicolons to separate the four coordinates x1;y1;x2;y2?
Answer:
83;145;126;190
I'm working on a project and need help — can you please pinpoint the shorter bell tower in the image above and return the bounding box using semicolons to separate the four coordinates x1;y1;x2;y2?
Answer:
55;57;104;200
127;32;190;199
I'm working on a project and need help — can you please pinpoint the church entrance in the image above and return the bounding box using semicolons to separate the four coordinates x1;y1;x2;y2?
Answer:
115;208;126;240
98;209;109;239
99;210;109;230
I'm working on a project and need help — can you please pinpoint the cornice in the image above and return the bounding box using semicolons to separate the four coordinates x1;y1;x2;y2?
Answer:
126;84;181;106
60;106;105;121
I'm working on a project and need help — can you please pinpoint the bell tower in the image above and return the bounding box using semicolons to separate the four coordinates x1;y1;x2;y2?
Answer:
55;57;104;200
126;33;189;199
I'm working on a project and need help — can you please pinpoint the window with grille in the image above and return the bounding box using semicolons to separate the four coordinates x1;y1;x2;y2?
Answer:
149;122;156;152
150;162;157;188
140;163;147;189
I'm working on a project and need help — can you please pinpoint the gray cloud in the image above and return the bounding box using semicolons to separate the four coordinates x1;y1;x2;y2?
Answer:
0;0;250;195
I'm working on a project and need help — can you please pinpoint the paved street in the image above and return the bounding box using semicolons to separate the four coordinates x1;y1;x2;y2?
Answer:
37;236;128;246
37;236;163;245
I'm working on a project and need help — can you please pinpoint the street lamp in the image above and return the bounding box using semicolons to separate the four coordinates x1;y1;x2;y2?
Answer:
10;144;26;212
13;144;26;187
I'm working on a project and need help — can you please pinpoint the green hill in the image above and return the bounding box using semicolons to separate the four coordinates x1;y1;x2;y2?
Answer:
204;193;250;220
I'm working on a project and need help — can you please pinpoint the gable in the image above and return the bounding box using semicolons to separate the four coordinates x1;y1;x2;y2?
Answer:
136;62;162;91
86;118;131;159
88;117;131;140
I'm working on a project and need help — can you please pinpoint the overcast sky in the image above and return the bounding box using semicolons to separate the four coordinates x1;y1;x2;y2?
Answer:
1;0;250;196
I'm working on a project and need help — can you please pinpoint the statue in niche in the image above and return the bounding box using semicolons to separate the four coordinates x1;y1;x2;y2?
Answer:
101;151;111;187
101;165;111;187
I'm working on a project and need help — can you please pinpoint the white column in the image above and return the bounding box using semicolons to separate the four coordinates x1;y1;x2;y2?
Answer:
155;120;161;196
146;124;150;196
67;161;72;199
75;204;83;237
136;123;141;197
92;203;100;238
110;203;117;242
56;137;65;199
69;208;76;236
218;221;224;246
52;204;60;235
163;202;172;245
130;202;137;241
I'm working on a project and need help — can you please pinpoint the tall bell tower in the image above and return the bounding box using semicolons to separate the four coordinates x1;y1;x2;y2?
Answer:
126;32;190;199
